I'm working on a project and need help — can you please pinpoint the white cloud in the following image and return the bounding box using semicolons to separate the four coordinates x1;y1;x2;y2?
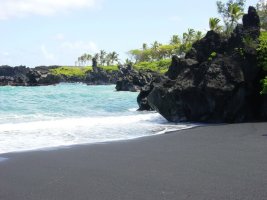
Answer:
0;0;99;20
41;45;55;60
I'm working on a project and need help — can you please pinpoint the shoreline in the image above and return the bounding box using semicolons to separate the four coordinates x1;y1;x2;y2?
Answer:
1;123;267;200
0;122;198;157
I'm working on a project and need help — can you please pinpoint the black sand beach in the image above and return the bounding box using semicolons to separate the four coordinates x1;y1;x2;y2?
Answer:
0;123;267;200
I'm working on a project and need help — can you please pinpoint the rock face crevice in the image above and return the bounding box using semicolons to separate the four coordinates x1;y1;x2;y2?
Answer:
141;7;267;123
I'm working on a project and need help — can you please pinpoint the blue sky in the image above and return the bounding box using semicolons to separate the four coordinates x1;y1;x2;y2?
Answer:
0;0;259;67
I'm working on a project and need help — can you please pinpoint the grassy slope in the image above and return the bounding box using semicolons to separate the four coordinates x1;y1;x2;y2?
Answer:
50;66;118;78
133;59;171;74
50;59;171;78
50;66;92;78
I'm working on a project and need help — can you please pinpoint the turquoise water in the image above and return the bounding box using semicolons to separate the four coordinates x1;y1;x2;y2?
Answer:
0;84;194;154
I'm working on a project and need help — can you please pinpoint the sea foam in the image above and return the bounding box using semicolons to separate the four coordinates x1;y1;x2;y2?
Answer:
0;84;196;154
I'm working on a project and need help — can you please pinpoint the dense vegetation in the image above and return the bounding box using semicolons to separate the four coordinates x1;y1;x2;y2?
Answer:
258;31;267;94
50;66;92;78
76;50;119;67
133;59;171;74
50;65;119;77
128;30;203;63
216;0;246;36
256;0;267;29
50;59;171;77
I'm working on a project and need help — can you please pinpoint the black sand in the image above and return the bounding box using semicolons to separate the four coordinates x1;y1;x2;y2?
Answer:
0;123;267;200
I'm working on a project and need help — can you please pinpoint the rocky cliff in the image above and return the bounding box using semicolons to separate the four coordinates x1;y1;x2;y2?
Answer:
140;7;267;122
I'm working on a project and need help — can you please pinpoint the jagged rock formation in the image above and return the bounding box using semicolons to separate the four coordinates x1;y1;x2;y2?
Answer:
85;58;118;85
140;7;267;122
0;66;60;86
116;64;160;92
86;68;118;85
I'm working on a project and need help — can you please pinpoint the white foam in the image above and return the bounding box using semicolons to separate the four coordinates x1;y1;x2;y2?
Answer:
128;108;138;112
0;113;197;154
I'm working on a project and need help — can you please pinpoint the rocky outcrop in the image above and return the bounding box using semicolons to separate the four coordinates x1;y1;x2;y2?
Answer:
116;64;160;92
140;7;267;122
0;65;60;86
86;68;118;85
84;59;118;85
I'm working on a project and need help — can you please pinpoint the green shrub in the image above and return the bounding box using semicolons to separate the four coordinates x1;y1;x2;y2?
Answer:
50;66;92;78
208;52;217;61
258;31;267;94
134;59;171;74
100;65;118;73
261;78;267;94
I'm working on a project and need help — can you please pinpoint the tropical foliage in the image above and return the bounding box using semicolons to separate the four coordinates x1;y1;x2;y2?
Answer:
129;29;204;63
258;31;267;94
76;50;119;67
209;17;223;32
256;0;267;30
51;66;92;78
133;59;171;74
216;0;245;36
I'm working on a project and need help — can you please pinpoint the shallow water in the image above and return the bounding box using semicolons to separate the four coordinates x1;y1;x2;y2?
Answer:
0;83;195;154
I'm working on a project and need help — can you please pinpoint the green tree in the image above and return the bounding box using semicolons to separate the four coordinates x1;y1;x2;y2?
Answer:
128;49;143;63
257;0;267;30
99;50;107;66
93;53;100;64
142;43;148;50
109;51;119;65
209;17;223;32
158;45;176;59
229;3;244;26
170;35;181;45
183;29;195;44
217;0;245;35
194;31;204;41
151;41;162;60
180;29;196;53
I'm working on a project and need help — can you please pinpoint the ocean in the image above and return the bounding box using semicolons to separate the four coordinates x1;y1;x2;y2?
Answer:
0;83;195;154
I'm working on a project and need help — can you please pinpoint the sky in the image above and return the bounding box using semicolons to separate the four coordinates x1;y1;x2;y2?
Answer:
0;0;260;67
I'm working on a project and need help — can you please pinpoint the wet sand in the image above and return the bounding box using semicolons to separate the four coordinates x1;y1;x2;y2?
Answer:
0;123;267;200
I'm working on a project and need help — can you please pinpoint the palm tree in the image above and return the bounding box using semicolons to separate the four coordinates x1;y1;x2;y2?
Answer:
142;43;148;50
209;18;222;32
93;53;100;65
125;58;132;65
99;50;107;66
229;3;244;29
151;41;160;50
77;57;82;66
109;51;119;65
170;35;181;45
85;54;92;66
183;29;195;44
194;31;204;41
81;54;88;66
105;54;112;66
151;41;160;60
